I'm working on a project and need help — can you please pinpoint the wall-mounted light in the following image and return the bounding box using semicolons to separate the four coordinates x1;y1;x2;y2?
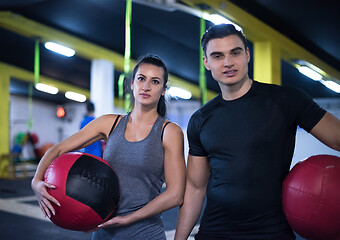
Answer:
44;42;75;57
65;91;87;102
202;13;243;31
35;83;58;94
295;61;339;94
297;66;323;81
168;87;192;100
321;80;340;93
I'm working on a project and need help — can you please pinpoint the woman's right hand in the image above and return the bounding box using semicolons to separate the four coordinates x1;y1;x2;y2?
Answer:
31;178;60;218
30;115;113;219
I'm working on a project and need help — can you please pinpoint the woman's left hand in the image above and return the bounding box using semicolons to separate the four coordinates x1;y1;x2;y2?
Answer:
98;215;132;228
85;215;132;233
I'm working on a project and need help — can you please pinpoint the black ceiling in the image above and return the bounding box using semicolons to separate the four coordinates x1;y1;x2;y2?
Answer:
1;0;339;104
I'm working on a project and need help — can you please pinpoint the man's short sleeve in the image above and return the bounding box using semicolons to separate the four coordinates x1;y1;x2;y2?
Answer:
187;111;208;156
290;88;326;132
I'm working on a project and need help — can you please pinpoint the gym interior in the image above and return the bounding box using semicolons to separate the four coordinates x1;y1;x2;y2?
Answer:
1;1;339;240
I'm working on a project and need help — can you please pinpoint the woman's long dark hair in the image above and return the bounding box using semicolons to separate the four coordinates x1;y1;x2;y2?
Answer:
125;54;168;116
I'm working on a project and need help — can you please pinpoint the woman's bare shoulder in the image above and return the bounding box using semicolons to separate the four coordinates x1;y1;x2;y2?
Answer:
98;114;125;122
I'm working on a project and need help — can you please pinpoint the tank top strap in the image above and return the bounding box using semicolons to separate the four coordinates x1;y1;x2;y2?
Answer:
121;112;131;127
108;115;121;136
152;114;166;135
161;121;171;141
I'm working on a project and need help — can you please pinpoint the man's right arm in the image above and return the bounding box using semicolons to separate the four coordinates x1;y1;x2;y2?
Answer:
175;154;210;240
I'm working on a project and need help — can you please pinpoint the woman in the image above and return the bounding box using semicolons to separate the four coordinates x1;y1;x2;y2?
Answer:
31;54;186;239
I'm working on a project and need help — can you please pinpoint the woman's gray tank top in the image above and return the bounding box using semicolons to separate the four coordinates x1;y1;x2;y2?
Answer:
92;113;166;240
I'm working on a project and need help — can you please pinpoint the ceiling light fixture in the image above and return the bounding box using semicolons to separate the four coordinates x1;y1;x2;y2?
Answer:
44;42;75;57
35;83;58;94
297;66;323;81
320;80;340;93
165;3;243;31
168;87;192;100
203;13;243;31
65;91;87;102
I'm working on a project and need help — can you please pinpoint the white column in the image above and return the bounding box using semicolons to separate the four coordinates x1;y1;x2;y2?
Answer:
90;59;114;117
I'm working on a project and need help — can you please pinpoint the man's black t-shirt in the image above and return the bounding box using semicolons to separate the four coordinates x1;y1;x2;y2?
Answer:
187;81;326;239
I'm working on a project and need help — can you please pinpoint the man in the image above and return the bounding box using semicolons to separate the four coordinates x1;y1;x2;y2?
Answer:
80;102;103;157
175;24;340;240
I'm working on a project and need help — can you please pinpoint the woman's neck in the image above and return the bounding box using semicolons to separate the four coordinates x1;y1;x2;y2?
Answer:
129;107;158;125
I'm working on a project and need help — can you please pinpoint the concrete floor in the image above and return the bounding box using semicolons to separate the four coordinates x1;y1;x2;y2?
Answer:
0;175;197;240
0;175;304;240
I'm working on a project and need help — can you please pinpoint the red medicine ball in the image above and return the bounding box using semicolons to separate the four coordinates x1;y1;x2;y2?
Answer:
282;154;340;240
44;152;120;231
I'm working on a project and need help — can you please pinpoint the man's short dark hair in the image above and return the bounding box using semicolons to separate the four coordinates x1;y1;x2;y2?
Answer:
201;24;247;56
